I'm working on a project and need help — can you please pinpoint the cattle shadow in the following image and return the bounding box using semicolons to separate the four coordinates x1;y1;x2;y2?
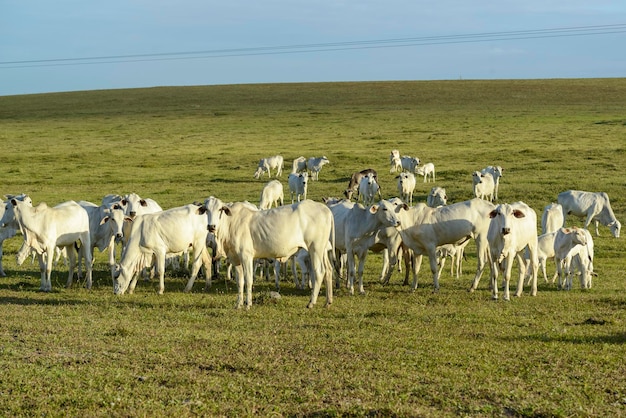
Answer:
0;295;88;306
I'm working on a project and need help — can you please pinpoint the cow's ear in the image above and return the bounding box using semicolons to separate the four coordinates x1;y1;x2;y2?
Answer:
121;199;127;205
100;216;110;225
140;199;148;207
125;217;134;223
402;203;409;211
489;210;498;219
10;199;17;207
197;206;207;215
221;206;232;216
512;209;525;219
369;204;379;214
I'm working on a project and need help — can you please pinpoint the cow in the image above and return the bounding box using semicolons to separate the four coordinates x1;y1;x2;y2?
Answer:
435;240;469;280
113;204;213;295
78;201;130;280
253;155;284;179
118;193;163;220
557;190;621;237
553;227;589;290
259;179;284;210
2;199;92;292
472;171;495;201
307;156;330;181
392;198;495;292
343;168;379;201
358;172;380;206
400;156;420;173
389;149;402;173
328;199;402;295
416;162;435;183
483;202;539;300
541;203;564;234
0;194;32;277
288;172;308;203
203;197;335;309
426;187;448;208
481;166;504;200
396;172;416;205
524;231;559;285
569;228;595;290
291;156;307;174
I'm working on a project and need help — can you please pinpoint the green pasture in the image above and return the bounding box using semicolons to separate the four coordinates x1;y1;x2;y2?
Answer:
0;79;625;417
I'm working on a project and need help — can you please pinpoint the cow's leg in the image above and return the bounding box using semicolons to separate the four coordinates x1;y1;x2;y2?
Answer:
426;247;441;292
83;243;93;290
490;259;500;300
346;248;356;295
108;239;117;283
410;254;423;290
184;246;205;293
155;252;166;295
65;245;77;288
201;247;213;290
0;241;5;277
469;237;488;292
379;249;390;283
307;249;329;308
242;259;254;309
356;251;367;295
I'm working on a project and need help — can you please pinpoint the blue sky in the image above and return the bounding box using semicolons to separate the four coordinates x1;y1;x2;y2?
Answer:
1;1;625;96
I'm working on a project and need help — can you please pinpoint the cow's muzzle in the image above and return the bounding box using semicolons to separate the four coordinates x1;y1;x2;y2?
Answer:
501;227;511;235
208;225;216;233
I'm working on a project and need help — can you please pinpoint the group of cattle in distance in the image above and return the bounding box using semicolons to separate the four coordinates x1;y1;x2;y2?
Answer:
0;149;620;309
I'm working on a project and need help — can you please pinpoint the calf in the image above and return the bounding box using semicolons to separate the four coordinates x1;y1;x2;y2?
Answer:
472;171;495;201
389;149;402;173
259;179;284;210
481;166;504;200
557;190;621;237
288;172;308;203
358;172;380;206
253;155;284;179
396;172;416;205
416;162;435;183
344;168;378;201
400;156;420;173
484;202;538;300
0;194;32;277
553;227;589;290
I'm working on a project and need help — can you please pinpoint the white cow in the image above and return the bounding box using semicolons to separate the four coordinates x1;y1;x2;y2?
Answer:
259;179;284;210
3;199;92;292
557;190;621;237
396;172;416;205
481;166;504;200
253;155;284;179
541;203;564;234
78;201;129;280
288;172;308;203
204;197;335;309
416;162;435;183
553;227;589;290
472;171;495;201
569;228;595;289
113;204;213;295
524;231;559;285
426;187;447;208
358;172;380;206
328;199;402;295
343;168;378;201
400;156;420;173
389;149;402;173
118;193;163;220
393;198;495;292
291;156;307;174
307;156;330;181
484;202;539;300
435;239;470;280
0;194;32;277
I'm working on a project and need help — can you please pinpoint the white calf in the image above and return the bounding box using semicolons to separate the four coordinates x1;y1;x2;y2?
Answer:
259;179;284;210
553;227;588;290
389;149;402;173
288;173;308;203
358;172;380;206
416;162;435;183
472;171;495;202
396;172;416;205
254;155;284;179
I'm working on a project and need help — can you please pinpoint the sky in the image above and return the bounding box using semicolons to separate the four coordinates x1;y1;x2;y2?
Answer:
1;1;625;96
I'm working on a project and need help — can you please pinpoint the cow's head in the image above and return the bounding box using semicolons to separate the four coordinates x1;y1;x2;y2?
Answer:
609;220;621;238
204;196;227;233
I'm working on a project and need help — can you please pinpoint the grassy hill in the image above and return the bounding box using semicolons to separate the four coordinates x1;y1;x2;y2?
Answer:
0;79;625;417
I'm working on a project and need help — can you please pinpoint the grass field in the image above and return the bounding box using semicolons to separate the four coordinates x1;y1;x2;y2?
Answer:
0;79;625;417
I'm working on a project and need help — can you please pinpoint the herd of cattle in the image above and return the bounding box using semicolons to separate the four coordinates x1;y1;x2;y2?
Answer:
0;150;621;309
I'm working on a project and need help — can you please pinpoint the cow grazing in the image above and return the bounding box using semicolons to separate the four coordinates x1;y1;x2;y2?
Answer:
557;190;621;237
426;187;447;208
416;162;435;183
288;172;308;203
481;166;504;200
396;172;416;205
3;199;92;292
358;172;380;206
307;156;330;181
0;194;32;277
541;203;564;234
328;199;402;295
393;198;495;292
344;168;378;201
483;202;539;301
553;227;589;290
472;171;495;201
291;156;307;174
113;204;212;295
389;149;402;173
259;179;284;210
253;155;284;179
204;197;335;309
